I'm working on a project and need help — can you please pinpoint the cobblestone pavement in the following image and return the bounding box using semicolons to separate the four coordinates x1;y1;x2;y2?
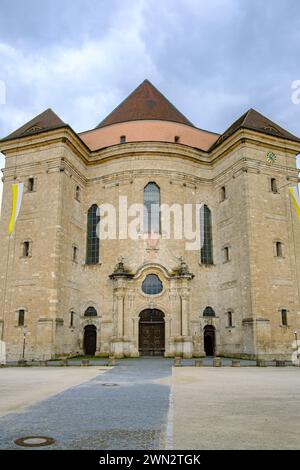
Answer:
0;358;172;450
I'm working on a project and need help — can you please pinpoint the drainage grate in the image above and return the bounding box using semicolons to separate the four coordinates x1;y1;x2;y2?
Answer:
101;383;119;387
15;436;55;447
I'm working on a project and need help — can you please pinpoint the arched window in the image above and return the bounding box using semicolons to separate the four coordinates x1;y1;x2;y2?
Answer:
86;204;100;264
203;306;215;317
220;186;226;202
70;310;75;327
142;274;163;295
200;205;213;265
84;306;97;317
75;185;81;201
281;309;288;326
223;245;230;263
144;182;161;233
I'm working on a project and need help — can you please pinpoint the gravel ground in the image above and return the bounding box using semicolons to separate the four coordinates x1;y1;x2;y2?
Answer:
171;366;300;450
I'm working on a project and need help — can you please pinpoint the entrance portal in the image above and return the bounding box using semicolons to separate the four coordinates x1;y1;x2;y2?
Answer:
83;325;97;356
139;309;165;356
204;325;215;356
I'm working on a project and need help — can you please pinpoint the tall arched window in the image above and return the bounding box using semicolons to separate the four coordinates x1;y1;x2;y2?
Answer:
200;205;213;265
86;204;100;264
144;182;161;233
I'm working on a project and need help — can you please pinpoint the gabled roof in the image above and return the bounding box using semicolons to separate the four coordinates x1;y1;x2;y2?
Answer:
211;108;300;149
96;79;194;128
1;108;67;141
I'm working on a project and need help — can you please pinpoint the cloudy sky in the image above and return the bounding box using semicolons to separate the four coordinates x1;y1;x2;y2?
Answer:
0;0;299;203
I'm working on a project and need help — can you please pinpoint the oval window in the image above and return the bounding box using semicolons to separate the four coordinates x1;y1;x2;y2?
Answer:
142;274;163;295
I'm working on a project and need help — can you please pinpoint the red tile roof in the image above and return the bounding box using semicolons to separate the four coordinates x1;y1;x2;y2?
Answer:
1;108;67;141
96;79;194;128
211;108;300;149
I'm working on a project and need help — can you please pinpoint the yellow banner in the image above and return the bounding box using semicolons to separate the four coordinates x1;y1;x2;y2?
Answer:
289;186;300;221
8;183;23;235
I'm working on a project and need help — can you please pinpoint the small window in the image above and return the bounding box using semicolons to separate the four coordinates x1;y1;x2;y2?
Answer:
227;311;233;327
73;246;78;263
271;178;278;194
276;241;283;258
120;135;126;144
75;186;81;201
142;274;163;295
22;241;30;258
223;246;230;263
84;306;97;317
174;136;180;143
70;311;75;327
203;306;215;317
281;309;288;326
18;309;25;326
220;186;226;202
28;177;35;192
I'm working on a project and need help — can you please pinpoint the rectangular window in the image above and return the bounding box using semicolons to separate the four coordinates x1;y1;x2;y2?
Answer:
276;242;283;258
70;311;74;327
271;178;278;194
23;241;30;258
28;178;35;192
281;309;288;326
227;311;233;327
120;135;126;144
18;309;25;326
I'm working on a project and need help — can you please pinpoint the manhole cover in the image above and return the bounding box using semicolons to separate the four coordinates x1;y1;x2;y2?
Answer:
15;436;55;447
101;383;119;387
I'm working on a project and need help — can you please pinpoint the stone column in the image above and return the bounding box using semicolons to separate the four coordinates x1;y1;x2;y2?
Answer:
109;259;134;357
181;289;190;337
116;291;125;338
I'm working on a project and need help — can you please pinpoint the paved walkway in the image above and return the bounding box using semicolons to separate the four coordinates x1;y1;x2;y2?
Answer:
0;358;172;450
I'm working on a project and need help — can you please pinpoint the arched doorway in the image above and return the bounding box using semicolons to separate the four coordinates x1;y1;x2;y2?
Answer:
83;325;97;356
139;309;165;356
204;325;215;356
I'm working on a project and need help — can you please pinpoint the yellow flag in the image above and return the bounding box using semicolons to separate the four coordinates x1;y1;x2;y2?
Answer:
8;183;24;235
289;186;300;221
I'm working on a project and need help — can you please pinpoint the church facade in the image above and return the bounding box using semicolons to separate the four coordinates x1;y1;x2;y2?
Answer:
1;80;300;361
